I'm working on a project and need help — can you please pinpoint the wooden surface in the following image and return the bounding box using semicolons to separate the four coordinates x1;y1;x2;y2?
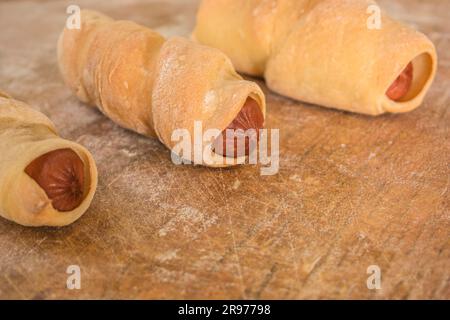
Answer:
0;0;449;299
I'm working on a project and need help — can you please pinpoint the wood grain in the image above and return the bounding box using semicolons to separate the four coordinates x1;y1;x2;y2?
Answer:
0;0;448;299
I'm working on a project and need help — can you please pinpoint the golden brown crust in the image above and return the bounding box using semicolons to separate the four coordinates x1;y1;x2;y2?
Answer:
194;0;437;115
0;95;98;227
58;10;266;166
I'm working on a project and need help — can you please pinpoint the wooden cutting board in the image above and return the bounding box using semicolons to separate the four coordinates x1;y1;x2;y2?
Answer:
0;0;448;299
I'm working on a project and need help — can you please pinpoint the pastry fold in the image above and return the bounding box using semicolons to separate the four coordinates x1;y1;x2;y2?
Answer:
0;95;97;227
58;10;266;166
194;0;437;115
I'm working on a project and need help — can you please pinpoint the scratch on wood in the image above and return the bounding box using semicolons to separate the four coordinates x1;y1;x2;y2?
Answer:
254;263;278;299
226;210;247;299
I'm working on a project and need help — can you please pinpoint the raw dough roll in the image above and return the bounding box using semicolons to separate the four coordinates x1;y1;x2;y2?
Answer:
0;95;98;227
193;0;437;115
58;10;266;166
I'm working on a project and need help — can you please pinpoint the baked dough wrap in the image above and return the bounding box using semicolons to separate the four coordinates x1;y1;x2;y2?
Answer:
58;10;266;166
0;95;98;227
193;0;437;115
